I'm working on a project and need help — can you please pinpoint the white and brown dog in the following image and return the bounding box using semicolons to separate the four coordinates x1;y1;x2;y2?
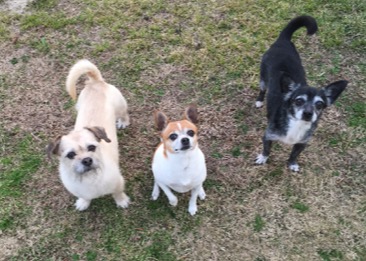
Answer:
151;105;207;215
47;59;130;211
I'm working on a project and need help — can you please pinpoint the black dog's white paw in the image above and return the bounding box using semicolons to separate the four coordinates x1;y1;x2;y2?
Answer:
255;101;264;108
255;154;268;164
288;163;300;172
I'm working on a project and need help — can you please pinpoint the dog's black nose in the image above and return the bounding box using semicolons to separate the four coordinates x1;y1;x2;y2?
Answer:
181;138;190;146
303;111;313;121
82;157;93;167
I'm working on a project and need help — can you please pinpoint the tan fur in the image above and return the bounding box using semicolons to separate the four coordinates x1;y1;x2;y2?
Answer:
49;59;130;211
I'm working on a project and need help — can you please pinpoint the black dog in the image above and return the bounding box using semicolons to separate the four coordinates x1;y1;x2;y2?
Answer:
255;15;348;171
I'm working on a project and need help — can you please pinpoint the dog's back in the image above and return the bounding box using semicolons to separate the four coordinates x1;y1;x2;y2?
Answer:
262;16;318;87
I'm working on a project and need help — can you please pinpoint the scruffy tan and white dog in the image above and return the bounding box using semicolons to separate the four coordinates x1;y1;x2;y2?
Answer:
47;59;130;211
152;105;207;215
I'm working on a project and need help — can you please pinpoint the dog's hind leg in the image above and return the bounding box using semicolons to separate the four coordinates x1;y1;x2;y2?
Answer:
113;89;130;129
287;143;306;172
255;136;272;164
256;72;267;108
116;104;130;129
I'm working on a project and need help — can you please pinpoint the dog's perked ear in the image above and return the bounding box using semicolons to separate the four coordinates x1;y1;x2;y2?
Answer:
47;136;62;159
280;72;298;94
154;111;168;132
322;80;348;106
184;104;198;124
85;126;111;143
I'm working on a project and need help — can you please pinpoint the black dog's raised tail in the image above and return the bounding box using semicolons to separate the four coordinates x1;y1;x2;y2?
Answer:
278;15;318;41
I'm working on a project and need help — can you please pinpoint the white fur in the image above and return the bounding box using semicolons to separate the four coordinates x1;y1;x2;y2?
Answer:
152;143;207;216
289;163;300;172
255;154;268;164
57;60;130;211
266;117;312;145
255;101;264;108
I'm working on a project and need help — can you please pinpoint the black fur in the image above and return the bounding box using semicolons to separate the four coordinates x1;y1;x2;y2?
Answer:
255;15;348;171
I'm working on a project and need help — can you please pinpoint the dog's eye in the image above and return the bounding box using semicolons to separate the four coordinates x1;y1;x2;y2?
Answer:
295;98;305;106
66;151;76;159
187;130;195;137
169;133;178;141
87;145;96;152
315;101;325;110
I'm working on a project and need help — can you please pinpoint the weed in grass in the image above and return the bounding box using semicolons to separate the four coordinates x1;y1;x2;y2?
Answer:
265;168;283;180
291;200;310;213
317;249;344;261
231;146;242;157
9;57;18;65
30;37;50;54
85;250;98;261
139;231;176;261
211;151;223;159
253;214;265;232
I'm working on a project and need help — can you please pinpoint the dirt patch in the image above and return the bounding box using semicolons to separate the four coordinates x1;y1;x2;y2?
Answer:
0;0;33;13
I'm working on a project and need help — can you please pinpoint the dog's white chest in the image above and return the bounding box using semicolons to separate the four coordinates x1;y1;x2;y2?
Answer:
152;145;206;193
280;118;311;144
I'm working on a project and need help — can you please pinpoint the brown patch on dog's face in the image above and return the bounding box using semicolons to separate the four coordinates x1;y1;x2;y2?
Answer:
160;120;198;154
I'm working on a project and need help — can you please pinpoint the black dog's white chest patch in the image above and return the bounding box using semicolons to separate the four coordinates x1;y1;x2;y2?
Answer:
267;117;312;144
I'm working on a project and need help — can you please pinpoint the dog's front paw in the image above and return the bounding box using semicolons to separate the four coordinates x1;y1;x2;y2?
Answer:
255;101;264;108
288;163;300;172
188;204;198;216
169;196;178;207
116;118;130;129
198;188;206;200
75;198;91;211
255;154;268;165
115;193;130;208
151;190;160;201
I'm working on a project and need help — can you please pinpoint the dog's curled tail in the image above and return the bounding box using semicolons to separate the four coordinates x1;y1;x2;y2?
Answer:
66;59;104;100
278;15;318;41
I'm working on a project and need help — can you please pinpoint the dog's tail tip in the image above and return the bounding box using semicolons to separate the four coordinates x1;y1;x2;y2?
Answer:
279;15;318;41
65;59;104;99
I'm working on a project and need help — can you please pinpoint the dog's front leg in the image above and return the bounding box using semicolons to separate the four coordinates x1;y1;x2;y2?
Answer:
157;183;178;206
75;198;91;211
188;186;203;216
287;143;306;172
256;136;272;164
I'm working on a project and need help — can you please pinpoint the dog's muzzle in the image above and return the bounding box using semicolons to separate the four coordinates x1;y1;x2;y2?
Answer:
302;111;313;121
76;157;95;173
180;138;191;151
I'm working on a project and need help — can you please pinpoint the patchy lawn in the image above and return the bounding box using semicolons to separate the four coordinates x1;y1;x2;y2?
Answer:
0;0;365;260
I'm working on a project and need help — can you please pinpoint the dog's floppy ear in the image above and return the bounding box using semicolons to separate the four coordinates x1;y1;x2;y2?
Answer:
154;110;168;131
184;104;198;124
85;126;111;143
322;80;348;106
47;136;62;159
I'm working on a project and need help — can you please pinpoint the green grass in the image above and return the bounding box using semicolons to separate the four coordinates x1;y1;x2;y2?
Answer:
290;200;310;213
253;214;266;232
0;132;43;231
317;249;344;261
